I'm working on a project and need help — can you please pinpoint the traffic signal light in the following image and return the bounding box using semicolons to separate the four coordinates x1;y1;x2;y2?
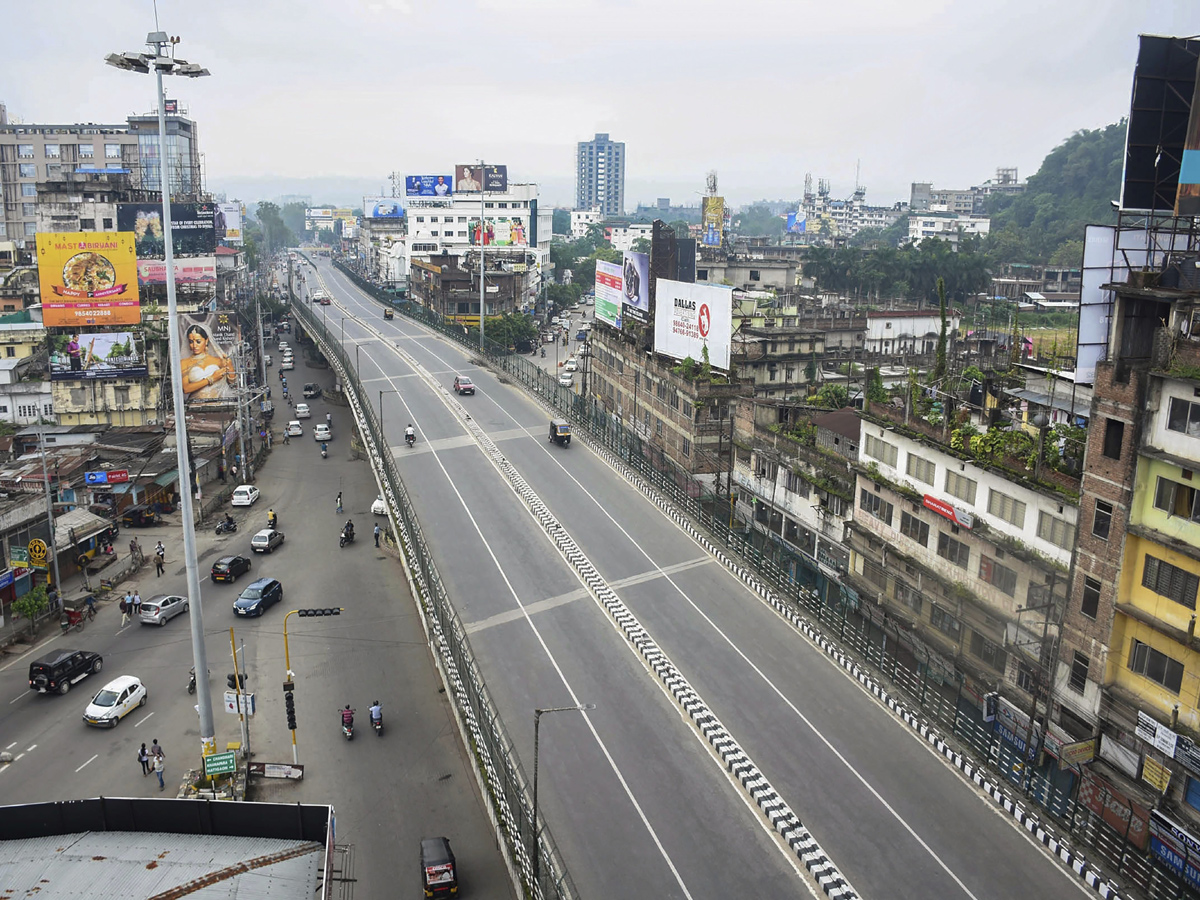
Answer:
285;691;297;731
227;672;248;690
297;608;342;617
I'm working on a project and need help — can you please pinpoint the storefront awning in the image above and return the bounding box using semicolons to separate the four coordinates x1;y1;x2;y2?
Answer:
54;508;115;553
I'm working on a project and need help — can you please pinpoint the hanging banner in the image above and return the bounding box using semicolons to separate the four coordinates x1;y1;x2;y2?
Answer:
621;250;649;325
36;232;141;327
217;202;243;244
178;311;239;406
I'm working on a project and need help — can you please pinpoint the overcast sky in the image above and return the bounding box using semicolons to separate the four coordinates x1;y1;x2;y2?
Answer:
2;1;1195;209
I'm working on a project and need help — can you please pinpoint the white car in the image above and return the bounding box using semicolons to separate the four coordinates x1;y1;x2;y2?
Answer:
280;358;294;371
285;420;303;437
265;353;273;367
295;402;311;419
371;495;388;516
558;372;574;387
563;358;578;372
231;484;261;506
82;675;147;728
314;423;332;442
278;341;290;352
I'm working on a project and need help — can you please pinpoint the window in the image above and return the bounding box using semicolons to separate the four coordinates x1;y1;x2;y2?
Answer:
17;144;34;158
864;435;897;467
4;347;13;358
944;470;977;504
1081;576;1101;619
937;532;970;568
1142;554;1199;609
899;511;929;546
895;583;922;613
1153;477;1200;522
105;143;121;158
979;556;1018;596
22;203;35;217
1103;419;1124;459
859;489;894;527
1069;651;1090;693
44;144;59;158
79;219;95;231
906;454;935;485
1168;397;1200;438
681;438;690;457
930;605;961;638
987;490;1027;527
23;222;36;236
18;163;35;178
113;386;130;405
1092;500;1113;540
1037;511;1073;549
21;184;36;197
970;631;1007;670
78;143;94;158
102;217;112;229
1129;639;1184;693
749;270;761;281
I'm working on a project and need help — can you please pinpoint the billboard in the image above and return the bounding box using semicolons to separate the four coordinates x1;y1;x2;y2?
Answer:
117;202;216;256
1177;58;1200;216
701;196;725;247
364;198;406;218
595;260;623;328
217;202;243;244
137;256;217;286
36;232;141;327
621;250;650;324
306;208;333;219
50;331;147;381
653;279;733;370
455;164;508;193
786;210;807;233
179;312;240;406
405;175;453;197
467;216;527;246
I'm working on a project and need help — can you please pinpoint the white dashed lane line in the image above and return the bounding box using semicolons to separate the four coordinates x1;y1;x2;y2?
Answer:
75;754;98;773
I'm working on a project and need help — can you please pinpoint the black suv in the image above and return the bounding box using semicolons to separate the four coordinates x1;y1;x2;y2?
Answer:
303;382;322;399
29;649;103;695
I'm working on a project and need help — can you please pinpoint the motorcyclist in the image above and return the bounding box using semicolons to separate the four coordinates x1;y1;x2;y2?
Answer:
343;519;355;540
224;513;235;528
267;508;277;529
326;412;332;426
321;441;328;455
405;424;415;445
341;705;354;728
369;700;382;725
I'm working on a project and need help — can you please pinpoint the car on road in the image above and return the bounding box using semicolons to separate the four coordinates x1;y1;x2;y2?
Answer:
251;528;285;553
211;554;252;583
120;505;158;528
558;371;574;387
29;649;103;695
277;341;289;352
563;358;578;372
314;423;332;442
285;420;303;437
139;594;188;626
453;375;475;395
576;330;588;342
577;345;591;357
265;353;273;367
280;357;294;371
82;675;146;728
233;577;284;617
231;485;261;507
303;382;322;399
372;495;388;516
319;295;332;306
295;402;311;419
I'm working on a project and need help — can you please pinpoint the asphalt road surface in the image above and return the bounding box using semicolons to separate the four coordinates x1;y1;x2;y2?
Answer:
295;257;1094;900
0;349;514;900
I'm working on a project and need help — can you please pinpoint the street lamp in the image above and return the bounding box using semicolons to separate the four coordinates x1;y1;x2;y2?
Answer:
532;703;594;891
105;31;218;758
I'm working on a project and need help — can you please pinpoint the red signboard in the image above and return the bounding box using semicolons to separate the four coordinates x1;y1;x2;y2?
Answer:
1078;769;1150;849
107;469;129;484
923;494;974;529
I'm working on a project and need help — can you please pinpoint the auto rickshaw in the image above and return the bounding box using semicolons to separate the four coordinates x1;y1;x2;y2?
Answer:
549;418;571;447
420;837;458;897
384;307;394;320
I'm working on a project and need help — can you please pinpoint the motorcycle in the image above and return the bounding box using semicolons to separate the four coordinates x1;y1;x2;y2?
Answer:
341;712;355;741
267;513;279;530
339;527;355;548
405;431;415;448
187;667;197;695
321;446;328;459
215;519;237;535
372;714;384;737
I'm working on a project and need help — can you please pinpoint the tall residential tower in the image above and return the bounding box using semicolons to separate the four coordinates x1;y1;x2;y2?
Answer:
576;133;625;216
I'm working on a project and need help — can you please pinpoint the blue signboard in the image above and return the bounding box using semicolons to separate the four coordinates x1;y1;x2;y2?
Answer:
85;471;109;485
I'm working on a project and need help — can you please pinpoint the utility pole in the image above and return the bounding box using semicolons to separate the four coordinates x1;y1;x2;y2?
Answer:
479;159;486;350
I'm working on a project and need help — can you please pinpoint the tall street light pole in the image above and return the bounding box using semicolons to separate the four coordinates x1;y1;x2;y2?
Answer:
479;160;486;351
531;703;593;892
105;32;217;758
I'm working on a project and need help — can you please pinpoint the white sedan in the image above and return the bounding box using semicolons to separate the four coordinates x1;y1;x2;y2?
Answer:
563;358;578;372
285;420;303;437
280;358;294;371
371;495;388;516
314;423;332;442
82;675;147;728
557;372;574;387
295;402;311;419
231;484;261;506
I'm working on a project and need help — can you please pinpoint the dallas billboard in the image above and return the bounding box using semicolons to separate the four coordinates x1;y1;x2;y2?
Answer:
653;279;733;370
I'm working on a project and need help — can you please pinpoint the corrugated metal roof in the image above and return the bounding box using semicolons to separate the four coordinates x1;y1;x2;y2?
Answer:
0;831;323;898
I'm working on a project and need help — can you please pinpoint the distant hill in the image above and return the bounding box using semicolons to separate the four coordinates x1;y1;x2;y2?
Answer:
985;120;1126;265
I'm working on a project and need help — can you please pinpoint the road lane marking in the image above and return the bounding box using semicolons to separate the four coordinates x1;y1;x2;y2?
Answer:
9;693;28;704
4;741;15;749
75;754;98;772
25;744;36;752
133;711;154;727
14;753;24;761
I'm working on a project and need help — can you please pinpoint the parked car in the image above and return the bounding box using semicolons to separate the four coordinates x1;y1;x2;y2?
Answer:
120;505;158;528
295;402;312;419
265;353;273;367
371;495;388;516
314;423;332;442
211;554;252;583
261;400;275;419
558;371;574;387
82;675;146;728
286;420;303;437
251;528;285;553
453;375;475;395
139;594;188;626
563;358;578;372
233;577;284;617
29;649;102;696
303;382;322;399
231;485;261;507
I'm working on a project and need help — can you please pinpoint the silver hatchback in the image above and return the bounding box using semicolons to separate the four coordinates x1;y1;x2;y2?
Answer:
139;594;189;626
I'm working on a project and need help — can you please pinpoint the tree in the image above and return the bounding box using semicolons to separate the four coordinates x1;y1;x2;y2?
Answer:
631;237;651;254
814;383;848;409
13;584;49;637
865;367;888;403
1049;239;1085;267
930;277;948;384
280;202;308;239
731;205;784;237
552;208;571;235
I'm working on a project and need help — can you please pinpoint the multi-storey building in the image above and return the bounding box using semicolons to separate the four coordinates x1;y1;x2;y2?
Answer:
864;309;960;357
569;207;603;239
799;179;906;242
908;211;991;248
576;133;625;217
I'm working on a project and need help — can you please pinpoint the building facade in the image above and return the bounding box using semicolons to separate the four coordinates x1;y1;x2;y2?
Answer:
576;133;625;217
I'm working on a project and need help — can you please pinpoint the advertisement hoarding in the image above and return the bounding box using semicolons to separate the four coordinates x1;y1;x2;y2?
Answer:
137;256;217;286
405;175;453;197
455;164;508;193
786;210;807;233
36;232;141;327
117;202;216;256
306;208;333;219
178;312;240;406
652;279;732;369
594;260;623;328
363;198;406;218
50;331;147;381
217;202;243;244
467;216;527;246
621;251;650;324
701;196;725;247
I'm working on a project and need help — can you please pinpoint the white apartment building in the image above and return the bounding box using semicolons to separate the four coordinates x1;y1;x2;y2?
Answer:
865;310;961;357
909;212;991;248
605;223;653;252
570;207;603;239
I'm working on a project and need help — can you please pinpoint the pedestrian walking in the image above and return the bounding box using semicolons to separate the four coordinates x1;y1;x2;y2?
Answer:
138;743;150;776
150;739;164;760
132;591;142;616
231;464;239;482
155;541;165;565
374;524;381;547
153;754;165;790
155;555;165;577
336;492;343;514
129;538;139;559
119;595;130;627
